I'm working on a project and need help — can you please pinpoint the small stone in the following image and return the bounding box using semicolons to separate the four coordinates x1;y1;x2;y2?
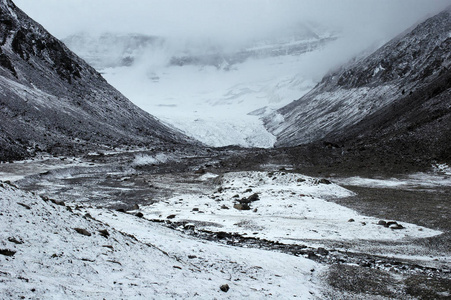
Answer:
247;193;260;202
98;229;109;238
74;228;91;236
318;179;332;184
385;221;398;228
317;247;329;256
188;255;197;259
233;203;251;210
220;205;229;210
17;203;31;210
167;214;176;219
348;218;355;222
253;208;258;213
0;249;16;256
390;224;404;230
8;237;23;244
220;284;230;292
192;208;199;212
216;232;230;239
135;212;144;218
377;220;387;226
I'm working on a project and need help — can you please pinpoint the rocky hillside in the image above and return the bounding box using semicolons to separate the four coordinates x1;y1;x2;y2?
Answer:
265;6;451;157
0;0;193;162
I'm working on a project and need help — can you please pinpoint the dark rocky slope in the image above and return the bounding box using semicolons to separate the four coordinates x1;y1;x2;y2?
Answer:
0;0;193;162
265;6;451;161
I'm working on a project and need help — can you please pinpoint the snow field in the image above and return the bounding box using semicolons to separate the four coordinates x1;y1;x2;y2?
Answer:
0;182;324;299
142;171;442;244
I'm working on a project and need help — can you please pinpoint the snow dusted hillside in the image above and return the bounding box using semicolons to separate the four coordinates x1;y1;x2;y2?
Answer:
265;7;451;147
0;0;192;162
62;29;337;148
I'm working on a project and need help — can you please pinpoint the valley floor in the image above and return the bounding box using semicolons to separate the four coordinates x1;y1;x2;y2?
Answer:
1;148;450;299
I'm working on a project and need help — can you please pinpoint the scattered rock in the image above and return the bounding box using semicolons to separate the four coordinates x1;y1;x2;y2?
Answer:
220;205;229;210
173;265;182;270
194;168;206;175
385;221;398;228
220;284;230;292
0;249;16;256
317;247;329;256
98;229;109;238
390;224;405;230
216;232;231;239
318;178;332;184
167;214;176;219
233;203;251;211
297;178;306;183
83;213;94;220
74;228;91;236
192;208;199;212
17;203;31;210
232;194;240;198
135;212;144;218
247;193;260;202
188;255;197;259
116;208;126;213
8;237;23;244
53;200;66;206
253;208;258;213
244;188;253;193
348;218;355;222
377;220;387;226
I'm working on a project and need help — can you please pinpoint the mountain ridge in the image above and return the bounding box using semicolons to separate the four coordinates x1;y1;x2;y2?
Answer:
0;0;194;161
265;7;451;153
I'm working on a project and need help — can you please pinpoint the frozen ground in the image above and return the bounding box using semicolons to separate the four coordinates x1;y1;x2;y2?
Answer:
1;153;450;298
141;171;441;245
0;182;323;299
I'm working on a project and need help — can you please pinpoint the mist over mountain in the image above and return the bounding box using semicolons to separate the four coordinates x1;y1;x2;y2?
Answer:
0;0;192;161
265;6;451;163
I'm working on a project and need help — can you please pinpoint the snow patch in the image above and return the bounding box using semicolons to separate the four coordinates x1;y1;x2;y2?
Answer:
141;171;441;245
0;182;324;299
131;153;170;167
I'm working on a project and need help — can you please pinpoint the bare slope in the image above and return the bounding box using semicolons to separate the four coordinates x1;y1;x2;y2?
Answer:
0;0;192;161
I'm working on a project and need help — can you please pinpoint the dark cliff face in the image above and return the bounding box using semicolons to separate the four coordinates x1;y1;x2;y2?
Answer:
0;0;194;161
265;7;451;160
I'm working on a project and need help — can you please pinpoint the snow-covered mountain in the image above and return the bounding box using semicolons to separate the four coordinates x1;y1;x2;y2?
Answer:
62;26;337;148
0;0;193;161
265;7;451;154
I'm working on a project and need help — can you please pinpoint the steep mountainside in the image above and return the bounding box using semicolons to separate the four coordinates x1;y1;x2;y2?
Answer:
265;7;451;153
0;0;192;161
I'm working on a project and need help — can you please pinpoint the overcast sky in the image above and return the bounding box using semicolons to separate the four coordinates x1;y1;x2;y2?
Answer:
14;0;451;44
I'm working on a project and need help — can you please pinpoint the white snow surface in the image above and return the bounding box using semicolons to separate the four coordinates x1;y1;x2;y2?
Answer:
102;55;315;148
335;164;451;190
141;171;441;244
0;182;324;299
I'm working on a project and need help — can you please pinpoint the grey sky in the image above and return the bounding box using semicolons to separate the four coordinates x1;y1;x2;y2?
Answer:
13;0;451;44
